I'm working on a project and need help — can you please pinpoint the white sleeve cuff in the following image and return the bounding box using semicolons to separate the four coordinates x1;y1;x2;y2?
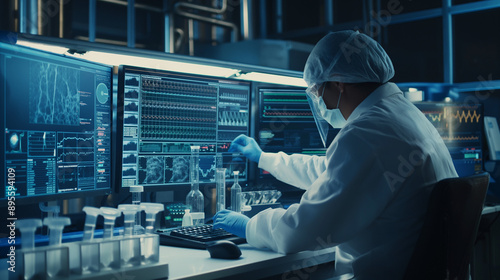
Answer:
258;152;275;172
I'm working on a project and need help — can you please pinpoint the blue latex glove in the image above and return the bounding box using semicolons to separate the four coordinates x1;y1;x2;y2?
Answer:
228;135;263;163
213;209;250;238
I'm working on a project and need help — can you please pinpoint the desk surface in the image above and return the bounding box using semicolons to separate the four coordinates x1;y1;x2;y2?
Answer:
161;244;336;280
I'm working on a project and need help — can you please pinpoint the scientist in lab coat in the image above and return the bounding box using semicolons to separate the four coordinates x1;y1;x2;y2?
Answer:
213;30;457;279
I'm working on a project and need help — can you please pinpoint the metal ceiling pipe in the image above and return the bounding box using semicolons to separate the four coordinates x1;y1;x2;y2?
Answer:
19;0;38;34
241;0;254;40
174;0;239;46
99;0;163;13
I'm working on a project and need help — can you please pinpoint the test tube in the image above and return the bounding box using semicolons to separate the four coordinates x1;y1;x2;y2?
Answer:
230;171;242;213
100;207;121;239
43;217;71;278
118;204;142;267
17;219;42;250
269;190;282;204
129;185;145;235
81;206;101;274
140;203;163;264
216;168;226;212
118;204;141;236
82;206;101;241
43;217;71;246
140;203;164;234
99;207;122;269
17;219;42;280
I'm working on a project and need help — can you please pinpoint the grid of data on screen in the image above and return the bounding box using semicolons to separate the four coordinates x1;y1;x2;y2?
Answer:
121;68;250;188
258;88;324;154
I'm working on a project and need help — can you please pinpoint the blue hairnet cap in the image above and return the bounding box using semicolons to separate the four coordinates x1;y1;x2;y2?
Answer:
304;30;394;86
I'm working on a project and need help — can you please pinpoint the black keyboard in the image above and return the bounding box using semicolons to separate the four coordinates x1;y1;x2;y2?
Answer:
156;224;246;249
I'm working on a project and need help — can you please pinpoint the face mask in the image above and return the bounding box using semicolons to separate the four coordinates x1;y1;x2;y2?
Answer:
317;86;347;129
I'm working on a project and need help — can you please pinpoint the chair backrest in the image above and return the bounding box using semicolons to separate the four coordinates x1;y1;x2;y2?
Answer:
403;172;490;280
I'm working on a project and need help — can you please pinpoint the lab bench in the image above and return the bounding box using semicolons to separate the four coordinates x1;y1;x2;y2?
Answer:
1;205;498;279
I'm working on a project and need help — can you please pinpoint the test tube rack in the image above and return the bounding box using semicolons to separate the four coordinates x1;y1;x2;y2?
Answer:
10;234;168;280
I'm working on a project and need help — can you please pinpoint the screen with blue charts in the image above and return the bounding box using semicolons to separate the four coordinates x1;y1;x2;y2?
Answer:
256;87;326;179
0;42;113;204
117;65;251;189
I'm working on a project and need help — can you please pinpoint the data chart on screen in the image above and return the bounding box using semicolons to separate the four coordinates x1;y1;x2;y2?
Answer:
118;66;250;188
0;42;113;203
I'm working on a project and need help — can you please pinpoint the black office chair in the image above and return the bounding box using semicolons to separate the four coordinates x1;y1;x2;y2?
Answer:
403;172;490;280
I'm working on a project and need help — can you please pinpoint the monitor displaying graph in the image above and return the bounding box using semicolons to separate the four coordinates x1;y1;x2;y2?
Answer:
0;42;113;204
414;102;484;177
255;87;327;180
257;88;325;154
117;66;251;189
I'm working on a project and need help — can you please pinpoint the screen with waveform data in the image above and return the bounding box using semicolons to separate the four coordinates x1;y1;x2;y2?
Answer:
256;88;327;177
117;66;250;189
0;42;113;204
258;88;326;153
414;102;484;177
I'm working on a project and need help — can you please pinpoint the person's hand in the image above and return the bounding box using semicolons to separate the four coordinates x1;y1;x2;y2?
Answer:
213;209;250;238
228;135;263;163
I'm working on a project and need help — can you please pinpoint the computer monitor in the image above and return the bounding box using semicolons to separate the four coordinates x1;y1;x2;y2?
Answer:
414;102;484;177
256;87;327;179
116;65;251;191
0;42;113;205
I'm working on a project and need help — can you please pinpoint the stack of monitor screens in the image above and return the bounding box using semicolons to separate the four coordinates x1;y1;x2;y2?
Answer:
0;42;113;205
2;42;484;209
117;66;251;191
414;102;484;177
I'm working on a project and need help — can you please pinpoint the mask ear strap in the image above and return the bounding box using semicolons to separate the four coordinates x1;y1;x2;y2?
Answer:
320;82;327;98
336;91;342;108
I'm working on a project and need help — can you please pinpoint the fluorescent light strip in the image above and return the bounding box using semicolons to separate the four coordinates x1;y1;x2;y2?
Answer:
17;40;306;86
16;40;68;55
75;51;241;78
235;72;307;87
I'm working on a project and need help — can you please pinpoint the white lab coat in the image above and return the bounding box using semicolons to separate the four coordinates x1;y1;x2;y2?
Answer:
246;83;458;280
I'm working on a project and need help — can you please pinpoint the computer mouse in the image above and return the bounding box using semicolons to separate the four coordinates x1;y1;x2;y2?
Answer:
206;240;242;259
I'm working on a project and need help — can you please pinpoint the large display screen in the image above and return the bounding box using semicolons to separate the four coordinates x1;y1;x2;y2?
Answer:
117;66;251;189
0;42;113;204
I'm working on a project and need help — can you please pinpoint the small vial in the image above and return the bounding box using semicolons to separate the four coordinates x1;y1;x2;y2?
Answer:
130;185;145;234
182;209;193;227
231;171;242;213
